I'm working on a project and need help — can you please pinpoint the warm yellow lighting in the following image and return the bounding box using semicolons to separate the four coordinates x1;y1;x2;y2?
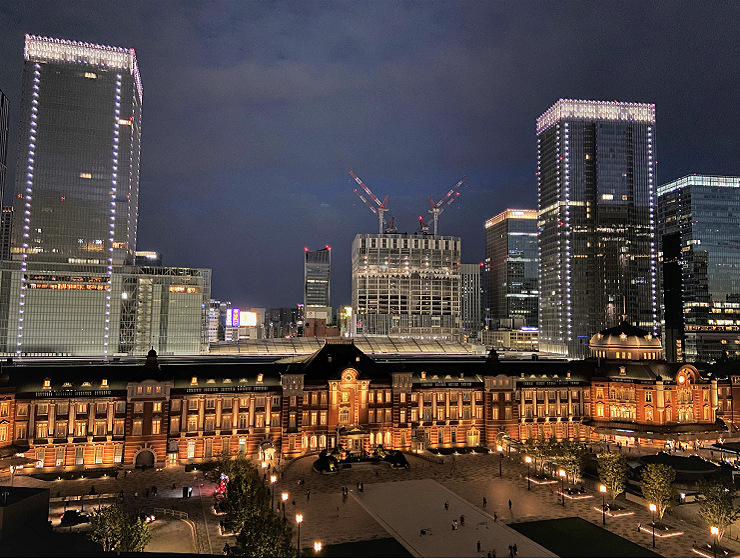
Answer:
497;445;503;452
282;492;289;501
314;542;322;553
270;475;277;484
678;375;685;384
649;503;657;513
525;456;532;464
599;485;607;493
261;461;268;469
559;469;566;478
296;514;303;524
711;526;719;536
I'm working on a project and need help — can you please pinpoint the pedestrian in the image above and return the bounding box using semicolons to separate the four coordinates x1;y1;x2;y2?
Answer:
549;484;553;494
637;523;641;532
152;485;157;497
145;489;150;498
124;470;127;479
445;501;449;510
114;470;119;480
494;512;498;523
508;499;512;510
420;529;425;537
460;514;466;526
306;490;310;500
483;496;487;507
513;544;517;556
223;543;230;555
134;491;138;499
508;545;513;558
477;541;481;553
292;500;296;506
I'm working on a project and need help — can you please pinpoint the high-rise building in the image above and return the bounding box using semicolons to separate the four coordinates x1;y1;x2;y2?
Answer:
460;263;483;339
658;175;740;362
352;233;461;339
484;209;538;329
13;35;142;266
0;89;8;198
135;251;163;266
537;99;658;356
0;207;13;261
304;247;331;307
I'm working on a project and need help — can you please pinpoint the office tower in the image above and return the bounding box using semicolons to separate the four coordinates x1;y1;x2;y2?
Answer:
658;175;740;362
135;251;163;266
13;35;142;265
352;233;461;339
661;232;684;362
0;207;13;261
537;99;658;356
460;263;483;339
484;209;538;329
0;89;8;199
304;247;331;307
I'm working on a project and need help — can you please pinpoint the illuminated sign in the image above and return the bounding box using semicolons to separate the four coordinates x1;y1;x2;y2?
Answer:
240;311;257;327
227;308;241;327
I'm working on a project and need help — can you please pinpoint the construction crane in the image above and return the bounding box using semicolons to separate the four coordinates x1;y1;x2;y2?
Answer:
421;175;466;235
350;170;389;234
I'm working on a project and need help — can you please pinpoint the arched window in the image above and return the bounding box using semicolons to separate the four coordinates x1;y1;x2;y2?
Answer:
310;435;317;449
339;409;349;423
319;435;326;448
377;432;383;445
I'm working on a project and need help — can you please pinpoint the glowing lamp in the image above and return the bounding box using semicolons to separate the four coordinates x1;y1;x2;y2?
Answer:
599;485;607;493
314;542;322;553
296;514;303;524
649;503;657;513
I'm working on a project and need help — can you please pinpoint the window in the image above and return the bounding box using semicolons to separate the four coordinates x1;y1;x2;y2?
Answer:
16;424;27;440
114;420;124;435
77;403;87;414
95;421;106;436
311;393;318;405
75;446;84;465
597;403;604;417
222;416;232;431
95;446;103;464
311;412;318;425
645;407;654;421
368;410;375;423
289;412;296;428
205;439;213;458
320;411;327;425
505;406;512;420
171;400;181;412
36;422;48;438
17;404;28;416
136;387;143;395
56;446;64;466
339;409;350;423
114;446;123;463
400;393;406;403
188;417;197;432
96;402;106;414
115;401;126;413
645;392;653;403
238;438;246;455
57;403;68;415
255;414;264;428
368;392;375;403
134;403;143;413
273;397;281;407
596;388;604;399
37;404;48;415
75;421;87;437
271;413;280;426
492;407;499;420
133;420;143;436
153;402;162;413
376;391;383;404
152;419;162;435
189;399;198;411
187;440;195;459
400;409;406;423
240;414;249;429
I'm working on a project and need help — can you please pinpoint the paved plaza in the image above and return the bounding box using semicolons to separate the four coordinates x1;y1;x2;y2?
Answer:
5;446;740;557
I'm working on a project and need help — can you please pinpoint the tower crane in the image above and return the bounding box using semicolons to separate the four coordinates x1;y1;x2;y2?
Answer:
421;175;466;235
350;170;389;234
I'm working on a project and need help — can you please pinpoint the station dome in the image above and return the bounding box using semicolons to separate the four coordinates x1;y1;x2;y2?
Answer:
589;321;662;360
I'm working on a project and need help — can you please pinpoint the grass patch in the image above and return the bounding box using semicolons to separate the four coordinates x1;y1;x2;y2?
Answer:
509;517;661;558
307;537;411;558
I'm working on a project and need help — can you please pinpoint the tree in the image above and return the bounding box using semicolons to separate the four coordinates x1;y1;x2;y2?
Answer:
232;511;296;557
88;505;152;552
560;441;587;484
597;452;628;500
640;463;677;521
695;478;740;541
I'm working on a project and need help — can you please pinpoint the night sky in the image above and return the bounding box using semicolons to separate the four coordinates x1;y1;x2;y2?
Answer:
1;2;739;310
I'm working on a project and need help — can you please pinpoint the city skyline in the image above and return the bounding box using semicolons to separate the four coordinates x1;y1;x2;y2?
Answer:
1;3;740;310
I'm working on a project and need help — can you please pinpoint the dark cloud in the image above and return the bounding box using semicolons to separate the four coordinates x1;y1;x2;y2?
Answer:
1;1;740;308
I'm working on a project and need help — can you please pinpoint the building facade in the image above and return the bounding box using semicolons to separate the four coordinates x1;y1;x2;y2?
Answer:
0;88;8;200
352;233;461;340
460;264;483;340
485;209;538;329
1;331;736;473
658;175;740;362
537;99;658;357
304;247;331;307
0;207;13;262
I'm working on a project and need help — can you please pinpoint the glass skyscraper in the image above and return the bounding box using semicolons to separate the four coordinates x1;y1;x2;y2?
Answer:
13;35;142;265
658;175;740;362
304;247;331;307
460;263;483;339
537;99;658;356
484;209;538;328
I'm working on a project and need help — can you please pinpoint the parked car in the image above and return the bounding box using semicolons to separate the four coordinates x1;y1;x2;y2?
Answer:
60;510;90;526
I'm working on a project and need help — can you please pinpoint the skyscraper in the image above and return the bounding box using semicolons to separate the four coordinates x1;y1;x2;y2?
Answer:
352;233;461;339
460;263;483;339
537;99;658;356
658;175;740;362
0;89;8;199
13;35;142;266
484;209;538;328
304;246;331;307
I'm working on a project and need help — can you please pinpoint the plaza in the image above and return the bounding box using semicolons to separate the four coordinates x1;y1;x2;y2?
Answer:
5;446;739;557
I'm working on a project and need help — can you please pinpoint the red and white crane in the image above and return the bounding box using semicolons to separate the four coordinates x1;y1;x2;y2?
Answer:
350;170;389;234
421;175;466;235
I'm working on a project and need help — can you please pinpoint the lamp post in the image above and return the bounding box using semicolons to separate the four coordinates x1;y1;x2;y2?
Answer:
525;456;532;490
281;492;289;522
599;485;607;525
559;469;566;508
261;461;268;470
296;514;303;557
497;445;503;477
711;526;719;558
270;475;277;510
314;542;322;556
649;503;656;548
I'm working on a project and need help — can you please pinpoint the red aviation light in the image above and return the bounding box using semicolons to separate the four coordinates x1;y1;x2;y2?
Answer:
325;245;331;250
304;247;309;252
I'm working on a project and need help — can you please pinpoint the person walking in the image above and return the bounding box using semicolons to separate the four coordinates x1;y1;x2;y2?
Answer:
460;514;466;526
513;544;517;556
483;496;487;507
477;541;482;553
306;490;310;501
444;501;449;510
508;499;512;510
494;512;498;523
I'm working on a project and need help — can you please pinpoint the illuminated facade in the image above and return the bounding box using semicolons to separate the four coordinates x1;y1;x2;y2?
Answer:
460;264;484;339
0;207;13;261
1;334;734;473
304;247;331;307
352;233;461;339
658;175;740;362
485;209;538;328
537;99;658;357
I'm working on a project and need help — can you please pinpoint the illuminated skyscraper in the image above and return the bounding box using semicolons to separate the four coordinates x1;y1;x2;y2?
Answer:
658;175;740;361
0;89;8;200
537;99;658;356
304;246;331;307
484;209;538;328
460;263;484;339
12;35;142;265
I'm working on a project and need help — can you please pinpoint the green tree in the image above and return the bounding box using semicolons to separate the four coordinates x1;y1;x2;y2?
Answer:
88;505;152;552
560;441;587;484
640;463;677;521
695;478;740;541
232;511;296;557
597;452;628;500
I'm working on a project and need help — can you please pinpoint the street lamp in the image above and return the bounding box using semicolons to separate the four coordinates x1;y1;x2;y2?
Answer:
525;456;532;490
314;542;322;555
497;445;503;476
599;485;607;525
711;526;719;558
649;503;657;548
262;461;268;469
270;475;277;510
559;469;566;508
282;492;289;522
296;514;303;557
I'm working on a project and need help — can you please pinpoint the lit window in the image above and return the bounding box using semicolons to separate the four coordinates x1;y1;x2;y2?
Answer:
79;172;92;179
43;378;51;389
191;377;198;385
601;194;614;200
